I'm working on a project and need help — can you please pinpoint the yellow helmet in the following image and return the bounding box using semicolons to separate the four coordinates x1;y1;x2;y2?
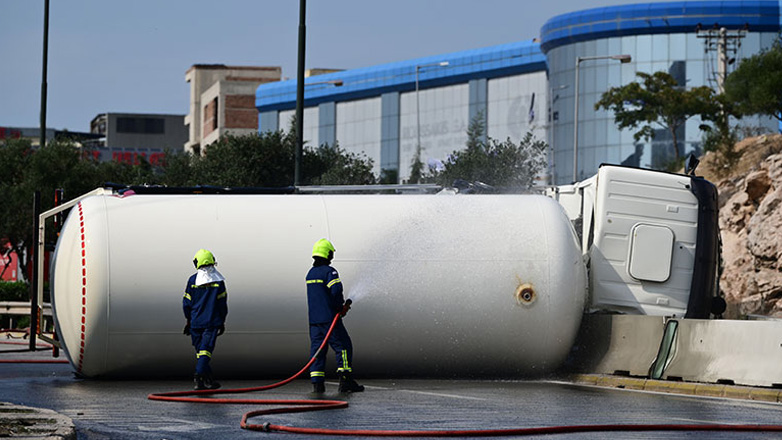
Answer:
193;249;216;269
312;239;336;259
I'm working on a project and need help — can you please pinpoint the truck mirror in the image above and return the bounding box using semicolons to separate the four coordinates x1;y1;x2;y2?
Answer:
685;153;700;176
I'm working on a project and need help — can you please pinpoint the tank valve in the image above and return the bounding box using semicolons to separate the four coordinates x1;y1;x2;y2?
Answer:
515;283;536;306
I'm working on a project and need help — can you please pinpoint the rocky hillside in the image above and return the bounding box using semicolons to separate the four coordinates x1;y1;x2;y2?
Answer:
697;134;782;318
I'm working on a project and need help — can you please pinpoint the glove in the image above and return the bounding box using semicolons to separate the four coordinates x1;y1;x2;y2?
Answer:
340;302;351;317
217;325;225;336
183;322;191;336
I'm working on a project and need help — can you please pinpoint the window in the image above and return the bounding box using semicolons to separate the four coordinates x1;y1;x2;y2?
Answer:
116;117;165;134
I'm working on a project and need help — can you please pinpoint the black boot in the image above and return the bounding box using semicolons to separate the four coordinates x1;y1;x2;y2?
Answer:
338;372;364;393
203;373;221;390
312;382;325;394
194;374;207;390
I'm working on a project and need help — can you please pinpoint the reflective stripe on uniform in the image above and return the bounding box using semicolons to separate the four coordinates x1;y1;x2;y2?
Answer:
307;279;324;284
197;350;212;358
217;292;227;299
183;293;191;300
326;278;341;288
310;371;325;378
337;350;351;373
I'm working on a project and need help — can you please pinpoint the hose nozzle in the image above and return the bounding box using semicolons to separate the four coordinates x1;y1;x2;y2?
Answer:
341;299;352;317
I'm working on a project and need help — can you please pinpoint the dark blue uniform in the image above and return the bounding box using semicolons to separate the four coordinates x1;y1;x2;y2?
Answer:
306;263;353;383
183;274;228;376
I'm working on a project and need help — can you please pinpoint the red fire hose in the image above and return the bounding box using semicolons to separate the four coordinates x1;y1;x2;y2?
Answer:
149;312;782;437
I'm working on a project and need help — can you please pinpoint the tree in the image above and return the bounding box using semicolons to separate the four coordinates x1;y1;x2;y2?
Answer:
430;112;547;191
595;71;721;162
304;142;376;186
724;42;782;122
195;131;296;187
192;131;376;187
0;138;167;280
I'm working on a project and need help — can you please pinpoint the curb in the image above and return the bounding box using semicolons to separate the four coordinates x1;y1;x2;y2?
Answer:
572;374;782;403
0;401;75;439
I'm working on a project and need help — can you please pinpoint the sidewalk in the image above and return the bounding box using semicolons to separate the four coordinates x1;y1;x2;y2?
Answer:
0;402;74;439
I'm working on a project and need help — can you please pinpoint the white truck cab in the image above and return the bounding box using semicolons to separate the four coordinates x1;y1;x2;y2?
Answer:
547;164;721;318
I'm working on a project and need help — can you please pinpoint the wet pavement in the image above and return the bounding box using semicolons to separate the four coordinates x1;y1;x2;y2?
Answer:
2;348;782;439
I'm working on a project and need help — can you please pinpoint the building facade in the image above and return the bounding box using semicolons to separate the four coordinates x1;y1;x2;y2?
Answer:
256;1;782;185
541;1;781;184
257;41;546;183
185;65;281;155
90;112;188;151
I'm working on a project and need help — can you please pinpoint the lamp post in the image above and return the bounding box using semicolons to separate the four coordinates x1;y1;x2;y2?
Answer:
294;0;306;187
414;61;449;173
573;54;631;183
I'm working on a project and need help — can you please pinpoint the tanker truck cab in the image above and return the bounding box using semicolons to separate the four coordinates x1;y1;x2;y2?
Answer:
547;164;721;319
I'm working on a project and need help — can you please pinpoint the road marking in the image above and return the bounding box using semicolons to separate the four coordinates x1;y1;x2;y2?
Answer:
399;390;488;401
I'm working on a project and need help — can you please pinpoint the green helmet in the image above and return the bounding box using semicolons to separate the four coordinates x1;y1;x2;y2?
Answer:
193;249;216;269
312;239;336;259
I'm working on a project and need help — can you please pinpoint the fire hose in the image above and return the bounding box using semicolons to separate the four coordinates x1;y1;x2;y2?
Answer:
148;303;782;437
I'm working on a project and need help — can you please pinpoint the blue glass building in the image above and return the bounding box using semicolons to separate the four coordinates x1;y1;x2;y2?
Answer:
257;1;782;185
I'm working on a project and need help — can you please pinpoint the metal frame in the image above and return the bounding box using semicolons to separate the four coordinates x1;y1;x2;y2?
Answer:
32;188;109;348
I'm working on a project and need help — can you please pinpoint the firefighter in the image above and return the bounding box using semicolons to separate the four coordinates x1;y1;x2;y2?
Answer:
306;238;364;394
183;249;228;390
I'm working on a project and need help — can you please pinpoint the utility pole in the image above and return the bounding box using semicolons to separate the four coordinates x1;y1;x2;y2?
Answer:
697;24;748;93
39;0;49;149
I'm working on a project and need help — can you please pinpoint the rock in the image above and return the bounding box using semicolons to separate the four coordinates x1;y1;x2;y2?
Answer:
738;294;763;317
765;154;782;184
744;170;771;203
747;187;782;271
714;135;782;318
720;189;754;233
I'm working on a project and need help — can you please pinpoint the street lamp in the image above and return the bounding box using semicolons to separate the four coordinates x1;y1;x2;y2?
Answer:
414;61;449;176
573;54;631;183
294;0;307;187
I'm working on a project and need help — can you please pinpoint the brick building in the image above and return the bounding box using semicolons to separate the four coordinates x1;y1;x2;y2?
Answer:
184;65;281;155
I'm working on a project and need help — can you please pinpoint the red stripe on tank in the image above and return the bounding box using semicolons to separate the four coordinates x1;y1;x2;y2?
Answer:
76;202;87;373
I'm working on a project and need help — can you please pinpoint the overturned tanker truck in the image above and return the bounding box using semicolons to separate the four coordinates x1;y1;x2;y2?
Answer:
40;163;720;378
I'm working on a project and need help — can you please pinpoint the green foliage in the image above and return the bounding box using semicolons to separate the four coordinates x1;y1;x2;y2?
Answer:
724;42;782;122
408;146;425;184
702;122;742;178
305;143;376;185
595;71;722;161
379;168;399;185
158;149;196;187
430;112;547;191
466;109;487;151
0;139;169;277
195;131;296;187
185;131;376;187
0;282;29;301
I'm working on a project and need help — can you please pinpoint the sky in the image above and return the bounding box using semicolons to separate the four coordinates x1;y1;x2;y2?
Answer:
1;0;673;133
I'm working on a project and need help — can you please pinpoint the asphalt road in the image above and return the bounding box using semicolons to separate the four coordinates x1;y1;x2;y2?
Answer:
2;349;782;439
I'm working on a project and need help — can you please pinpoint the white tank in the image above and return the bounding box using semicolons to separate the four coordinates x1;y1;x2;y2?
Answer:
51;193;586;378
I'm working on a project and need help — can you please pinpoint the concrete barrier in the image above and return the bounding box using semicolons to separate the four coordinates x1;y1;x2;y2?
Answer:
566;314;667;377
569;315;782;389
661;319;782;387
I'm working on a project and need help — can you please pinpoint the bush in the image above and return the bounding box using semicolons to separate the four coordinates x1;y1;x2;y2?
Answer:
0;281;29;301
